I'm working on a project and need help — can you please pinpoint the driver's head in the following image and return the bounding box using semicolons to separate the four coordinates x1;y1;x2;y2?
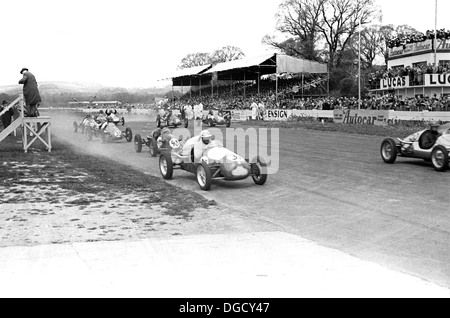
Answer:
200;130;212;145
209;110;213;115
429;121;439;132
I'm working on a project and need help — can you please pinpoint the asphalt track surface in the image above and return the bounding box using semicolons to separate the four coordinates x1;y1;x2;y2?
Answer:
51;111;450;290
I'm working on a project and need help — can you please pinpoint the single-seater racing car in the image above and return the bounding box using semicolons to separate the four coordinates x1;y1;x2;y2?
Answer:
380;122;450;171
156;109;188;128
85;116;133;143
202;110;231;127
134;127;182;157
158;130;267;190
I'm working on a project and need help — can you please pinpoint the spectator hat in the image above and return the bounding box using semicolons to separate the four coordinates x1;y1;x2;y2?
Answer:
20;68;29;74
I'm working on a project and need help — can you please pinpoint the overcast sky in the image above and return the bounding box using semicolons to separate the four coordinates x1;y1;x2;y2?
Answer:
1;0;448;88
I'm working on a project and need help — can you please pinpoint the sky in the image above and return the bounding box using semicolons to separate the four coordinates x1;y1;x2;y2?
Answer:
1;0;449;89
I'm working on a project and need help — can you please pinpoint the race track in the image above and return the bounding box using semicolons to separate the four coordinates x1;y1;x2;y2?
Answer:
49;111;450;289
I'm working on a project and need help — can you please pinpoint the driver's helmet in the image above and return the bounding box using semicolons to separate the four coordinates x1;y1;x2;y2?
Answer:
209;110;213;115
200;130;212;145
99;110;104;114
429;121;439;131
161;127;171;135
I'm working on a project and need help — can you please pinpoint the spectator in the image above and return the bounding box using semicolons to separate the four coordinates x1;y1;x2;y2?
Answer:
18;68;42;117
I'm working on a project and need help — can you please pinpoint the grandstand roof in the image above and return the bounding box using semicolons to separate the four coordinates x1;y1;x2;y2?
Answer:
168;53;328;86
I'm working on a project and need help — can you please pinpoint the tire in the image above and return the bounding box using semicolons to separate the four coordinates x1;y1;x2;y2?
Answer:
150;139;158;157
125;127;133;142
226;119;231;128
120;117;125;126
73;121;78;133
86;127;93;141
251;156;268;186
159;152;173;180
431;145;449;172
134;134;142;153
184;119;189;128
156;117;161;128
196;161;212;191
380;138;398;164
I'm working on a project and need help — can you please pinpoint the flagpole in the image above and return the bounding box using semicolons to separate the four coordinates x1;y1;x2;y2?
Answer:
434;0;437;67
358;19;361;110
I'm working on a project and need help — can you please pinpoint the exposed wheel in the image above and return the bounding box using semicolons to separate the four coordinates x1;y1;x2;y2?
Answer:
125;127;133;142
156;117;161;128
380;138;398;164
159;152;173;180
431;145;449;172
196;161;212;191
184;119;189;128
86;127;93;141
73;121;78;133
134;134;143;153
226;119;231;128
251;156;268;186
120;117;125;126
150;139;158;157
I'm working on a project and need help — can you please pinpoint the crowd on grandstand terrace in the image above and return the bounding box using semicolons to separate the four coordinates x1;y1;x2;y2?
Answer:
387;29;450;48
368;62;450;89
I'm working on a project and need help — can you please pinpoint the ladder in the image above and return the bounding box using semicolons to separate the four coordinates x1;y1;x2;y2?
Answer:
0;94;52;152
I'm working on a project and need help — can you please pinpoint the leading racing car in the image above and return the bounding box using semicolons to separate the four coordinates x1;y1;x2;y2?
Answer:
158;130;267;190
380;122;450;171
202;110;231;127
85;117;133;143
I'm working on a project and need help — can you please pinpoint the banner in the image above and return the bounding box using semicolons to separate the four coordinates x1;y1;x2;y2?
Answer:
424;73;450;87
264;109;292;121
333;110;389;126
380;76;409;89
388;39;433;58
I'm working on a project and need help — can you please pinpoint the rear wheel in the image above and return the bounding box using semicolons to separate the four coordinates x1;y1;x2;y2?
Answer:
159;152;173;179
251;156;268;185
156;117;161;128
381;138;398;164
431;145;449;172
134;134;142;153
125;127;133;142
197;161;212;191
150;139;158;157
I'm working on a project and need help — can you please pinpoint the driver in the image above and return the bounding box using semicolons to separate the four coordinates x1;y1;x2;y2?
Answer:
194;130;213;162
421;121;440;149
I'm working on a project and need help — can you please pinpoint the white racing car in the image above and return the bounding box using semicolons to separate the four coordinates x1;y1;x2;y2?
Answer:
381;122;450;171
158;130;267;190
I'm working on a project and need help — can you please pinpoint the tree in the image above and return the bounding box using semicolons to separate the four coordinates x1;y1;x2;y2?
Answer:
262;0;323;61
178;53;212;69
210;45;245;63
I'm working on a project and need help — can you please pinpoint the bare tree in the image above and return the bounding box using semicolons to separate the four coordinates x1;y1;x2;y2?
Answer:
210;45;245;63
178;53;212;69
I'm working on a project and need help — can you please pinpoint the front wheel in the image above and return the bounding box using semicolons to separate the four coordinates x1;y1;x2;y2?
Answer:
251;156;268;185
159;152;173;179
431;145;449;172
197;161;212;191
380;138;398;164
134;134;143;153
125;127;133;142
150;139;158;157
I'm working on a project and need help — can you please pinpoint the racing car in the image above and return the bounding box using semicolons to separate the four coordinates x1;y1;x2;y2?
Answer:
105;109;125;126
158;130;267;190
202;110;231;127
134;127;181;157
73;115;95;134
380;122;450;171
85;118;133;143
156;109;188;128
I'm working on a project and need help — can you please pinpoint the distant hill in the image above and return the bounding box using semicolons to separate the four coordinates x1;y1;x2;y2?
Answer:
0;81;172;97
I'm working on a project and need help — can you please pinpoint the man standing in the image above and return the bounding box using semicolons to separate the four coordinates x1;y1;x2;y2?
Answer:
18;68;42;117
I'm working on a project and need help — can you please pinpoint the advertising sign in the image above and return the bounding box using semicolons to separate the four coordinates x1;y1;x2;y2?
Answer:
424;73;450;87
333;110;389;126
380;76;410;89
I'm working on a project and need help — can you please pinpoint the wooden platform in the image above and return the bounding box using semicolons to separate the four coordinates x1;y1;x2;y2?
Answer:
22;116;52;153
